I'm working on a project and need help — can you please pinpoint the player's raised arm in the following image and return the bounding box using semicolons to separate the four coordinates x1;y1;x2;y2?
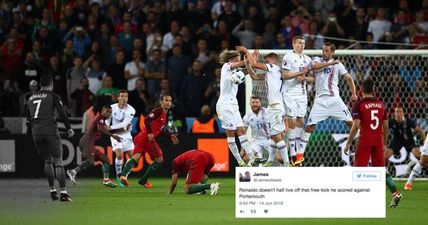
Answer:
281;65;310;80
311;59;339;70
240;47;268;71
169;173;179;194
343;73;358;100
244;57;263;80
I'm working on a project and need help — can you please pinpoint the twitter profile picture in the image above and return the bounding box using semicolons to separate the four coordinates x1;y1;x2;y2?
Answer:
239;171;251;182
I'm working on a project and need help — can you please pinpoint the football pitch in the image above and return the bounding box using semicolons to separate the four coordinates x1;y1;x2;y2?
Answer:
0;178;426;225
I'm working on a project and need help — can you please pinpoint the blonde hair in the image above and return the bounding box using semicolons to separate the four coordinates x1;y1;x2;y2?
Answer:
219;49;240;64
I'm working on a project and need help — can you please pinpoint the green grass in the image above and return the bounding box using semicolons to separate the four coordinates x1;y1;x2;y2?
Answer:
0;178;426;225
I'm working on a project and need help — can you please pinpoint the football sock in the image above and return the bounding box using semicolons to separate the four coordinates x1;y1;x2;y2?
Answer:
276;140;289;165
115;158;123;176
187;184;211;194
140;161;161;184
295;127;303;152
407;162;423;184
75;159;92;173
55;165;66;190
122;158;137;177
288;128;296;156
102;163;110;179
299;131;311;154
44;161;55;188
268;142;277;162
386;172;397;194
239;135;255;162
227;137;244;164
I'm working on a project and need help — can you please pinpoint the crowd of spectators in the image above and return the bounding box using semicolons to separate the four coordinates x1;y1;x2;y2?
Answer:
0;0;428;128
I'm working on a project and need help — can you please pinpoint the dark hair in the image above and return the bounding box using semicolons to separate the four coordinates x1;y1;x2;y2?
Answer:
292;35;304;42
39;75;53;87
324;42;336;52
160;92;172;101
117;89;128;96
93;95;112;113
250;96;261;101
362;78;374;94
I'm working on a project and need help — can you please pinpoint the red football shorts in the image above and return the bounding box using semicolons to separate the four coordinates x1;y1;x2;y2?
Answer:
133;131;163;159
353;141;385;167
185;152;215;184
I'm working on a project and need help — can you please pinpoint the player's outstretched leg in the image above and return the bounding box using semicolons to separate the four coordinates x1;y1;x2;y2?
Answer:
66;170;77;185
405;162;423;190
386;171;401;207
405;155;428;190
119;157;138;187
67;159;92;185
139;160;162;188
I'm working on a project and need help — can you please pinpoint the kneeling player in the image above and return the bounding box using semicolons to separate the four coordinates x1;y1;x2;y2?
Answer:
119;94;179;187
169;149;220;195
67;105;123;187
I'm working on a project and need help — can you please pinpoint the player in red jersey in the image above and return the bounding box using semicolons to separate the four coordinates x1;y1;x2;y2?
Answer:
67;105;124;187
168;149;220;195
119;94;179;187
344;78;402;208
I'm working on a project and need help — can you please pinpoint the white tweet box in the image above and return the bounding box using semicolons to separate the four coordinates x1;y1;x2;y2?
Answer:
236;167;385;218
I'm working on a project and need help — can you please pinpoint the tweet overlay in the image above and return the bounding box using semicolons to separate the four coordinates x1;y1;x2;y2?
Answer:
236;167;385;218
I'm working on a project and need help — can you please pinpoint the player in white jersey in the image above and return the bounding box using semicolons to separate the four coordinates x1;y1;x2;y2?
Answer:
242;96;275;165
405;138;428;190
241;48;289;166
281;36;337;166
216;49;255;166
106;89;136;184
299;42;357;162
